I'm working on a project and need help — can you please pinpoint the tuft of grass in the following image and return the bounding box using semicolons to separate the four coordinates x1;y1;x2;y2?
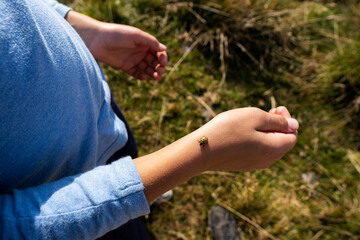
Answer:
316;42;360;129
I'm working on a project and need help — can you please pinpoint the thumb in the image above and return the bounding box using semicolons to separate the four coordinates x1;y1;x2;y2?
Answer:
136;31;167;52
257;112;299;133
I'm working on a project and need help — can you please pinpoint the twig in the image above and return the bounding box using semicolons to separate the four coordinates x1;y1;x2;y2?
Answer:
320;225;357;238
315;162;346;192
155;98;167;145
347;150;360;175
164;36;203;82
192;95;216;118
297;15;342;26
333;20;343;55
270;96;277;109
311;230;325;240
217;202;279;240
168;230;189;240
160;6;169;28
187;7;206;24
236;42;270;75
318;30;357;44
219;32;227;88
107;1;113;22
195;4;230;17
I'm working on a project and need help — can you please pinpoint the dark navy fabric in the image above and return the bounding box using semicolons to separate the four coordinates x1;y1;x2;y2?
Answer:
102;98;150;240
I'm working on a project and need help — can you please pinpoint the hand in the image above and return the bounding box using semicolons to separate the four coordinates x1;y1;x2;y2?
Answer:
90;23;167;80
66;11;167;80
199;107;298;172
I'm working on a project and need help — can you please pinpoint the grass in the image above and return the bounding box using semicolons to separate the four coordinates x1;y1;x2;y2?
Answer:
65;0;359;239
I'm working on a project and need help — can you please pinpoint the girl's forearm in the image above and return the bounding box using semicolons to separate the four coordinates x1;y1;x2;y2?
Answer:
134;129;210;203
65;10;102;50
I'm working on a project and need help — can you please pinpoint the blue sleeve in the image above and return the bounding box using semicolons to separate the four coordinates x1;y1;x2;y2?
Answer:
0;157;150;239
41;0;72;17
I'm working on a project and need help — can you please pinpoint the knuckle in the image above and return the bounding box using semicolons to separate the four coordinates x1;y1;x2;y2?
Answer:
279;116;288;129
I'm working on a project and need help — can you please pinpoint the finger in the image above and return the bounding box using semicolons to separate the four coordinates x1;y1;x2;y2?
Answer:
144;53;157;67
131;71;142;80
131;52;165;80
275;106;291;118
137;60;162;80
274;107;298;131
156;51;168;67
137;61;148;71
135;30;167;52
144;66;156;79
134;71;147;80
152;72;159;80
149;51;166;65
140;73;148;80
269;108;276;114
126;68;137;77
269;106;291;118
257;112;299;133
259;131;298;159
146;38;166;53
156;65;166;75
126;67;147;80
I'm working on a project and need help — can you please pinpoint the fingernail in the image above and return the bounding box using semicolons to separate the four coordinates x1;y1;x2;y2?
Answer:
287;118;299;131
159;43;167;50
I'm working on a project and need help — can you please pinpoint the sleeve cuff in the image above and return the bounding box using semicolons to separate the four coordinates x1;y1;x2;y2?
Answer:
110;156;150;219
54;3;72;18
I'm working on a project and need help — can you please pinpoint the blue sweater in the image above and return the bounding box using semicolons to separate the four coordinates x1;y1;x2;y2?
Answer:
0;0;149;239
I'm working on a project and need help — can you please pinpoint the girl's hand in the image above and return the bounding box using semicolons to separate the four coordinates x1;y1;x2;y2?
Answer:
89;23;167;80
66;11;167;80
199;107;298;172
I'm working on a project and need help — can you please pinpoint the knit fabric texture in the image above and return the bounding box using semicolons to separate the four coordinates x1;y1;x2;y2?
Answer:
0;0;150;239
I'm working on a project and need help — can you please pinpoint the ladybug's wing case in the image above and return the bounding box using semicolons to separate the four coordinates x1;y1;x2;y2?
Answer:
199;136;208;146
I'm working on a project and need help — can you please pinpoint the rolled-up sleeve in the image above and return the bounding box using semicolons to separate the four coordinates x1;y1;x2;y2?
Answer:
41;0;72;17
0;157;150;240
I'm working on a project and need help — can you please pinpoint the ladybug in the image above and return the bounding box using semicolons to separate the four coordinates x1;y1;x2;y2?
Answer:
199;136;209;146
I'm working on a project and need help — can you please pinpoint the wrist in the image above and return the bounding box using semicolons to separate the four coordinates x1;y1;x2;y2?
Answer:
134;131;210;203
65;11;102;53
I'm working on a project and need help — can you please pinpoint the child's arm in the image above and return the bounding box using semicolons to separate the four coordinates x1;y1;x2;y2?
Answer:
135;107;299;203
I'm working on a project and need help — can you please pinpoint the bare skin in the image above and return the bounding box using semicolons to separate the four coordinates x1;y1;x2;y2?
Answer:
66;11;167;80
135;107;298;202
65;11;299;203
